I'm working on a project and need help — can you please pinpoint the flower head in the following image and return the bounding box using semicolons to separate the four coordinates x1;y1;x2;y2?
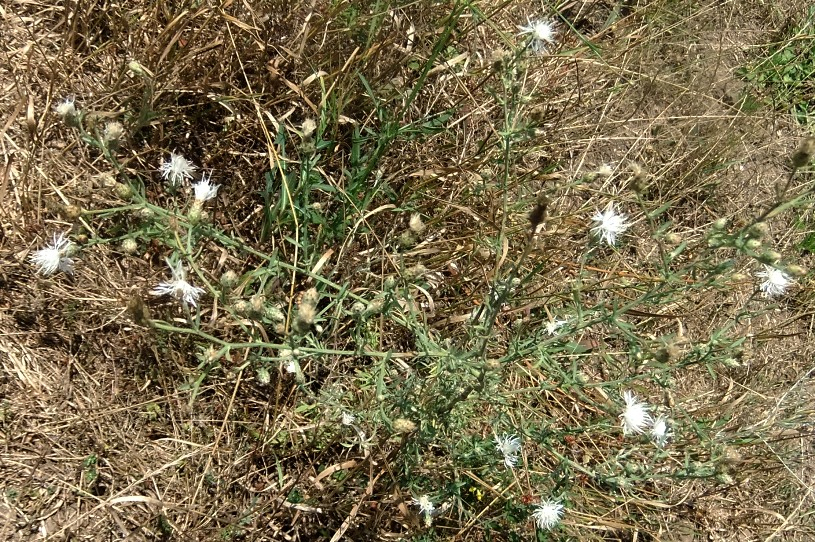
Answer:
517;18;557;53
651;415;672;447
757;265;793;298
591;202;629;246
532;499;564;530
30;232;74;275
545;318;569;336
341;412;357;426
193;172;219;202
150;258;205;307
494;433;522;469
54;97;78;122
159;153;197;187
620;390;652;436
412;494;435;516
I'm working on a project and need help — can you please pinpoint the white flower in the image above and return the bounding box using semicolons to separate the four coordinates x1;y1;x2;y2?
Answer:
193;172;219;202
30;232;74;275
620;390;652;436
591;202;629;245
651;416;671;447
150;258;205;307
54;97;77;120
545;318;568;336
517;18;557;53
412;495;435;517
532;499;564;530
494;433;522;468
285;360;297;374
342;412;357;426
159;153;197;186
757;265;793;298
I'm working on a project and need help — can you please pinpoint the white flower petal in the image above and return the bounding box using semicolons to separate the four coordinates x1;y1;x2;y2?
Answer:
651;416;671;447
532;499;564;530
494;434;522;469
591;202;629;245
412;495;435;516
756;265;792;298
518;18;557;53
159;153;197;186
151;259;205;307
620;390;652;436
30;232;74;275
193;173;220;202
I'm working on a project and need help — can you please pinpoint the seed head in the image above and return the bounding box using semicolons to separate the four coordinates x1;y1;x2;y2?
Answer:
103;121;125;148
54;97;80;125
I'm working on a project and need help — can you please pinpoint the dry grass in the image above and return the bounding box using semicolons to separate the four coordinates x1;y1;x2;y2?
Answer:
1;0;814;540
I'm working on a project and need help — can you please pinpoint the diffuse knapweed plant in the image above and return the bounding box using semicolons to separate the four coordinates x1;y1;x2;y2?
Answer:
27;7;815;538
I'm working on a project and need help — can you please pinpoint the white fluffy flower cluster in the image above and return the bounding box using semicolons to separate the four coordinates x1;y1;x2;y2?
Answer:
494;433;522;469
620;391;672;446
150;258;205;307
30;232;75;275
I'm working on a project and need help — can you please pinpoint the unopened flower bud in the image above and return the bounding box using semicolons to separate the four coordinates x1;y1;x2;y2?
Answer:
121;238;138;254
712;218;728;231
746;222;769;239
137;207;154;220
128;60;147;76
785;264;807;277
398;230;416;248
791;137;815;168
103;121;124;148
256;366;271;385
730;272;749;282
664;232;681;245
759;250;782;264
744;239;762;251
63;204;82;220
392;418;417;433
188;203;205;225
113;182;134;200
264;305;285;322
409;213;426;234
220;270;239;290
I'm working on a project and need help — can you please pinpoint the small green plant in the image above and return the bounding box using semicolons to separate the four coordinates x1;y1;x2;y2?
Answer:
739;6;815;124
